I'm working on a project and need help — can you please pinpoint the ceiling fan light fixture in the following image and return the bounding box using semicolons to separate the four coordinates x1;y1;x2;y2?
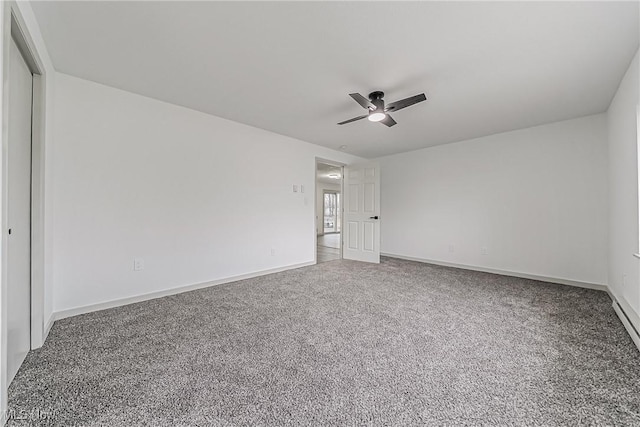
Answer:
368;111;386;122
338;91;427;127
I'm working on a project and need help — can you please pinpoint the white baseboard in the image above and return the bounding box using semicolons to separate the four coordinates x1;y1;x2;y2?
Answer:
53;261;315;321
612;300;640;352
381;253;608;292
44;313;55;339
608;288;640;352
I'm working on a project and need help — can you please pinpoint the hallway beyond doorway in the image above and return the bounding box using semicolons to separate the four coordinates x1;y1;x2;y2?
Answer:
317;233;340;263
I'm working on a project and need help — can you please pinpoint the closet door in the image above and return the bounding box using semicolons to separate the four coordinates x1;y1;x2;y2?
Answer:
7;36;34;385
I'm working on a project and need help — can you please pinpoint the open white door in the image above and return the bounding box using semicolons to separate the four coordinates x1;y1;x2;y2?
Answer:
343;162;380;263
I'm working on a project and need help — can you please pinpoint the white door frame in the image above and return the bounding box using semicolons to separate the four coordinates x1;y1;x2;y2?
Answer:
315;158;345;264
1;0;48;416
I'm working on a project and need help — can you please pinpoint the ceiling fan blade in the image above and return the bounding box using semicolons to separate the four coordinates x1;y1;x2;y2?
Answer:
349;93;375;110
385;93;427;112
337;114;368;125
380;114;397;127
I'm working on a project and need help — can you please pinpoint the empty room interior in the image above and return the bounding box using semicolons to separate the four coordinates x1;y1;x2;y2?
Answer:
2;1;640;425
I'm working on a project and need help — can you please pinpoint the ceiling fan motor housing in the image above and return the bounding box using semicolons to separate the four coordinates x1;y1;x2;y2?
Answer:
369;91;385;111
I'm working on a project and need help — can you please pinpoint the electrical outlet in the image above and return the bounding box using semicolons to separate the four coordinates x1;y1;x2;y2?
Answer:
300;185;305;193
293;185;298;193
448;245;455;253
270;248;276;256
623;274;627;286
480;246;489;255
133;258;144;271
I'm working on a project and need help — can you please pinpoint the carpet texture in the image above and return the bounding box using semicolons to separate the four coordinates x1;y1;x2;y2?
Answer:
8;257;640;426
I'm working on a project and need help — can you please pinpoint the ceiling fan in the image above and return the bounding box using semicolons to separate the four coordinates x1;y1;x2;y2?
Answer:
337;91;427;127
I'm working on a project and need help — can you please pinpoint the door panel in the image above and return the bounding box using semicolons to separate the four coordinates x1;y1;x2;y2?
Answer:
343;162;380;263
348;184;358;212
7;37;33;385
347;221;358;250
363;222;375;252
364;182;375;212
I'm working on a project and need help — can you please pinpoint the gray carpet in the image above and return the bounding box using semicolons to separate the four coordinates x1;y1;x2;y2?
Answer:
8;257;640;426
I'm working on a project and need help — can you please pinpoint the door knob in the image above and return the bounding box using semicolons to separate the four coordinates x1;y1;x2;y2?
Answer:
369;216;379;220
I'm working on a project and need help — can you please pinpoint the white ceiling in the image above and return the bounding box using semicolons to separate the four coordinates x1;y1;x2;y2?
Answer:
32;1;639;158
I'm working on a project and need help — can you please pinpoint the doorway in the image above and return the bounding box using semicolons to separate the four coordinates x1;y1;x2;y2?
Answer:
316;161;343;263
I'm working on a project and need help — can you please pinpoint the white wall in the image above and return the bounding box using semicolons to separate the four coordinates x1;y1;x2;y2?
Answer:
379;114;608;286
52;73;362;314
315;180;341;235
607;49;640;328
